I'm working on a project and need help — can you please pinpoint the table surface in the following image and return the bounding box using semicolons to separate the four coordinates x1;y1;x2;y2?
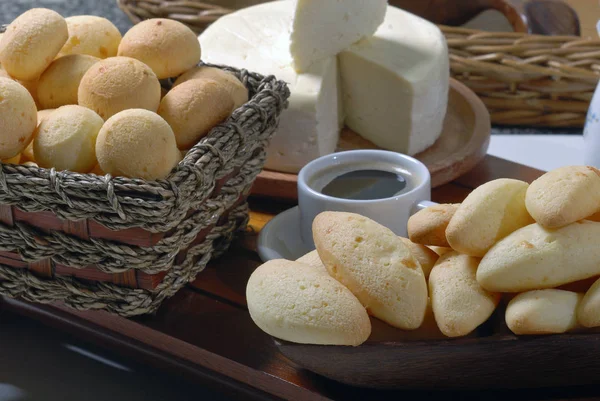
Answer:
4;154;600;401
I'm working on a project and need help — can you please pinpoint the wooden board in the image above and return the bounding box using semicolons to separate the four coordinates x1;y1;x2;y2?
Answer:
6;156;600;400
252;78;491;201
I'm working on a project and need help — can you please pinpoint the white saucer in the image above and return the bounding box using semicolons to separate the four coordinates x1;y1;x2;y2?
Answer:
257;206;315;262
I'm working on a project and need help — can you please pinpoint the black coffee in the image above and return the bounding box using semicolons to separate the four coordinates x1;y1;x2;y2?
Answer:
320;169;409;200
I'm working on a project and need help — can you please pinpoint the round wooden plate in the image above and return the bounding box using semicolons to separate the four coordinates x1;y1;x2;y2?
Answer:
251;78;491;200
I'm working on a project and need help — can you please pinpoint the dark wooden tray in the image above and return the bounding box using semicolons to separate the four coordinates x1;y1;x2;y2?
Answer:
3;155;600;401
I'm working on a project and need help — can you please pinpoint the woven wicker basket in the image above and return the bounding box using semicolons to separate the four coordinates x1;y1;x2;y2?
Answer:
442;26;600;128
0;64;289;317
117;0;600;128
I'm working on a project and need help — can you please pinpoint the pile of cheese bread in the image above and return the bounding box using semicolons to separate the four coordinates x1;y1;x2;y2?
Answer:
247;165;600;346
0;8;247;180
200;0;449;173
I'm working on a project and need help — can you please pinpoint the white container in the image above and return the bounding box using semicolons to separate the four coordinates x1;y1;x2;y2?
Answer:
583;21;600;167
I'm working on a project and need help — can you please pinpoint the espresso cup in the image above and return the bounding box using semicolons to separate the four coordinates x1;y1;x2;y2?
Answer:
297;150;433;247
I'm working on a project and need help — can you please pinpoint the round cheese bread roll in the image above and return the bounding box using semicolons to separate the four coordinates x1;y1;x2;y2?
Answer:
173;66;248;110
78;57;161;120
0;66;40;107
526;166;600;229
158;79;234;149
313;211;428;330
296;250;328;273
33;105;103;173
246;259;371;346
22;108;56;162
429;252;500;337
96;109;181;180
0;8;68;80
18;78;40;108
399;237;439;280
506;289;582;335
446;179;534;257
38;54;100;110
0;78;38;159
477;221;600;292
58;16;122;59
407;204;457;248
117;19;201;79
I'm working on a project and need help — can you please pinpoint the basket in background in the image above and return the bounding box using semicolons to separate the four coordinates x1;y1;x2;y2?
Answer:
117;0;600;128
0;65;289;317
443;26;600;128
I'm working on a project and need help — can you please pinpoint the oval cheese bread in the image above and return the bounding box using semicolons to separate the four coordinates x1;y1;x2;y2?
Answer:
407;203;457;247
246;259;371;346
577;278;600;328
313;211;428;330
506;289;582;335
477;220;600;292
429;252;500;337
446;179;534;257
399;237;438;280
526;166;600;229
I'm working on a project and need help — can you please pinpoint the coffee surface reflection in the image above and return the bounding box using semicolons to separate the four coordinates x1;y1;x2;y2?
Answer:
321;169;409;200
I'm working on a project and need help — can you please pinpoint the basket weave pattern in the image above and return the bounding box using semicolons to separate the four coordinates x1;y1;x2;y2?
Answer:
442;26;600;128
117;0;600;128
117;0;263;33
0;65;290;316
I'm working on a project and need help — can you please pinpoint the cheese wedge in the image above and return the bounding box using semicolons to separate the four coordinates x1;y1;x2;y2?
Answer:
289;0;387;72
339;7;449;155
200;1;341;174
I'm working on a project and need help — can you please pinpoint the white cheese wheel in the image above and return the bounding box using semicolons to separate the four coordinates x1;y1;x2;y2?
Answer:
201;3;449;173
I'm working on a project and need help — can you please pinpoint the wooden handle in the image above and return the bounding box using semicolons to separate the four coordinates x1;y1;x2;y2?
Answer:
388;0;581;36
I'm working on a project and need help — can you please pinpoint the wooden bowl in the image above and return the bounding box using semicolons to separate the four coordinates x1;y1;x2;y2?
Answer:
252;78;491;200
274;326;600;389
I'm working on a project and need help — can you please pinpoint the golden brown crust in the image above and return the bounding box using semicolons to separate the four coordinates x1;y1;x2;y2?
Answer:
313;211;428;330
0;8;68;80
38;54;100;109
446;179;533;257
407;204;458;247
78;57;161;120
0;78;38;159
526;166;600;229
157;78;234;150
246;259;371;346
118;18;201;79
429;251;500;337
95;108;181;180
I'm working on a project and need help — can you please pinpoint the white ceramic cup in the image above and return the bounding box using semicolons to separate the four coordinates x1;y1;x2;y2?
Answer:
297;150;433;247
